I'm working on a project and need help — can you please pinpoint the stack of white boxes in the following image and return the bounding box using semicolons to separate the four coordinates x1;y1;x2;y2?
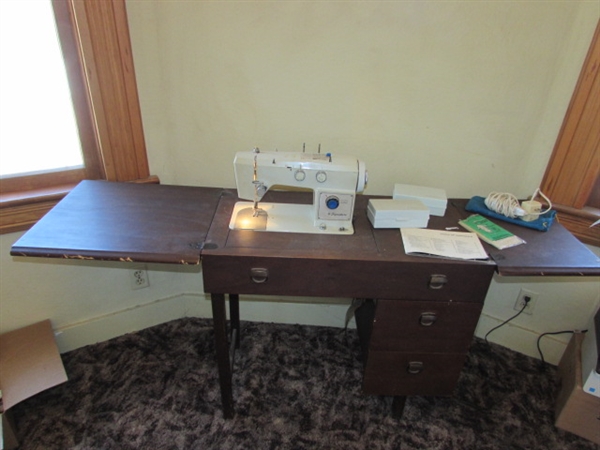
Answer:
367;184;447;229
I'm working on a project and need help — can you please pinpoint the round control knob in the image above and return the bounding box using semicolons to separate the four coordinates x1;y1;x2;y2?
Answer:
326;196;340;210
316;171;327;183
294;170;306;181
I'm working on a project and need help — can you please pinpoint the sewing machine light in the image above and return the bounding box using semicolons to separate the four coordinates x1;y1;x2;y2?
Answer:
232;206;267;231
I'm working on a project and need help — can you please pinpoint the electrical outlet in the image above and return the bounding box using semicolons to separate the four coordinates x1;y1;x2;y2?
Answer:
514;288;538;315
130;267;149;290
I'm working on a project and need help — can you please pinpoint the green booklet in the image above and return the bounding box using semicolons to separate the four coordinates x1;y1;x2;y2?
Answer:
459;214;525;250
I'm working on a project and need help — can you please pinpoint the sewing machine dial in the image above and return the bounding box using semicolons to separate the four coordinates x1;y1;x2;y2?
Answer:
294;170;306;181
316;171;327;183
325;196;340;210
318;192;353;220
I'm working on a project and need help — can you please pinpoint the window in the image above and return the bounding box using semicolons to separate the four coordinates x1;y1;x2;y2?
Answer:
541;20;599;247
0;0;84;178
0;0;155;234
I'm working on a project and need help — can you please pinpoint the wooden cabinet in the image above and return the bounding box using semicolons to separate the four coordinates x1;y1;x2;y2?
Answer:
369;300;484;352
11;181;600;419
362;299;485;397
202;191;497;413
202;256;492;301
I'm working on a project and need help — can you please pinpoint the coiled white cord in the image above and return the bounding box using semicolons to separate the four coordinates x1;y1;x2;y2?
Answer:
485;188;552;221
484;192;525;218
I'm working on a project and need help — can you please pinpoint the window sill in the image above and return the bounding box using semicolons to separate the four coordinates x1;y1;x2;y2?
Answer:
553;204;600;248
0;184;76;234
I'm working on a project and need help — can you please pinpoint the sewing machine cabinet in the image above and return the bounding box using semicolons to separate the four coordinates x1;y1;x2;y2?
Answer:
202;190;497;409
11;181;600;419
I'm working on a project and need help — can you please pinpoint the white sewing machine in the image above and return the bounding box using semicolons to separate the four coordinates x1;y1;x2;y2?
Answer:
229;148;367;234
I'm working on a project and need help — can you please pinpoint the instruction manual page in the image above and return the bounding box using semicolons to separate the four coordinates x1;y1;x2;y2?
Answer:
401;228;489;260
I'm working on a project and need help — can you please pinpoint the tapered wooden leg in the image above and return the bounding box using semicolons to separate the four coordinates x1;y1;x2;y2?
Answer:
354;299;376;364
392;396;407;418
211;293;234;419
229;294;240;349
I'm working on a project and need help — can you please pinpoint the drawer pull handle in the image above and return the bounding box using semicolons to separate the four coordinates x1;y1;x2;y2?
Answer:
419;312;437;326
407;361;424;374
428;274;448;290
250;267;269;283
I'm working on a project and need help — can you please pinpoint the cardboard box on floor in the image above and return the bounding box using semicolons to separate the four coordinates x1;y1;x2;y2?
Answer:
555;332;600;444
0;320;68;449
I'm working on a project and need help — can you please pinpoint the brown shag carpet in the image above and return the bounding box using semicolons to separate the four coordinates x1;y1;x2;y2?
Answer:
12;318;598;449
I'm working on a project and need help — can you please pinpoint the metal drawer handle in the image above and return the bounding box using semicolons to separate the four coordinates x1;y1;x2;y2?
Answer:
407;361;424;375
419;312;437;326
428;274;448;290
250;267;269;283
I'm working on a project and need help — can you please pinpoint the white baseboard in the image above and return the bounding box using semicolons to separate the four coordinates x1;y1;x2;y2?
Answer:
238;297;354;329
53;294;354;353
55;295;562;365
54;293;212;353
475;312;569;365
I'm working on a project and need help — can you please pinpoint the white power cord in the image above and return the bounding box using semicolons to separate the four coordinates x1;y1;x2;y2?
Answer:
484;192;525;218
484;188;552;221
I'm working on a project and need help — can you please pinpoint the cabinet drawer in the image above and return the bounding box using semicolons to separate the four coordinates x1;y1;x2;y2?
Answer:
363;351;467;396
370;300;482;352
202;255;493;302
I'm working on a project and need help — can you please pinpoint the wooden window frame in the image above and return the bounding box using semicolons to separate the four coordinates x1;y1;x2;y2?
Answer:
0;0;156;234
541;20;600;247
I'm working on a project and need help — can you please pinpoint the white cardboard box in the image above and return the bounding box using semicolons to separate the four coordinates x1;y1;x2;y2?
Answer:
393;184;447;217
367;198;429;229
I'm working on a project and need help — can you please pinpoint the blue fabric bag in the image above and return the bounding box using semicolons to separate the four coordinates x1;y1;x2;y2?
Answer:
465;196;556;231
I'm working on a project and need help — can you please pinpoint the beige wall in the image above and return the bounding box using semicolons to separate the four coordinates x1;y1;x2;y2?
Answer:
130;1;596;198
1;2;598;364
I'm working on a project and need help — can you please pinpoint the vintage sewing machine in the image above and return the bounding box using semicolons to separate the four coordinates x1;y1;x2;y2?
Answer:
229;148;367;234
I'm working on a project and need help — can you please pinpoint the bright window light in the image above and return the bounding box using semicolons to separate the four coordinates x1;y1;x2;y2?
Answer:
0;0;84;178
